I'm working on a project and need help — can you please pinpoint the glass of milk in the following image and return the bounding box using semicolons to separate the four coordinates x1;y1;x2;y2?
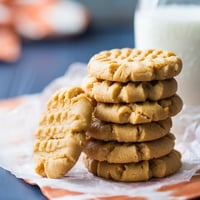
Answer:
134;0;200;105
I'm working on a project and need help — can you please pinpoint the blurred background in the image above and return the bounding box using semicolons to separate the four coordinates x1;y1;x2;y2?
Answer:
0;0;137;99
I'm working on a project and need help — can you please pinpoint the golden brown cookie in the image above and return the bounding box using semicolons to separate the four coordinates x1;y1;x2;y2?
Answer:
87;118;172;142
84;134;175;163
87;48;182;82
34;87;93;178
82;75;177;103
84;150;182;182
94;95;182;124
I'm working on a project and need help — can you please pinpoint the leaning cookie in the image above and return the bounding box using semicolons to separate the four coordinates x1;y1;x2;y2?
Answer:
82;75;177;103
84;134;175;163
84;150;182;182
88;48;182;82
34;87;93;178
87;118;172;142
94;94;183;124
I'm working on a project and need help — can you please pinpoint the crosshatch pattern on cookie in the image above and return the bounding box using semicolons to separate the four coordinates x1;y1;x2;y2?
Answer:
34;87;93;178
84;134;175;163
88;48;182;82
82;75;177;103
84;150;182;182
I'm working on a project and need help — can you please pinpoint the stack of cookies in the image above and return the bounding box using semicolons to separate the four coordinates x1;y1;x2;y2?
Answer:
82;48;183;182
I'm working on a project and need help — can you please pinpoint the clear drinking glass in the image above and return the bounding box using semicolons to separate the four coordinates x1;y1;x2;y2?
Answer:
134;0;200;105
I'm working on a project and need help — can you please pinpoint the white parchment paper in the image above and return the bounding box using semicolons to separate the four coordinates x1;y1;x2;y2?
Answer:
0;63;200;200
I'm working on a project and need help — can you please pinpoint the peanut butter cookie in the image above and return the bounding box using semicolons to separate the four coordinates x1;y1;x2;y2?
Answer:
84;150;182;182
88;48;182;82
87;118;172;142
94;95;182;124
82;75;177;103
84;134;175;163
34;87;93;178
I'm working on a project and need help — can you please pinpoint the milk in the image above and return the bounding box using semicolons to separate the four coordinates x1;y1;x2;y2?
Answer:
134;6;200;105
